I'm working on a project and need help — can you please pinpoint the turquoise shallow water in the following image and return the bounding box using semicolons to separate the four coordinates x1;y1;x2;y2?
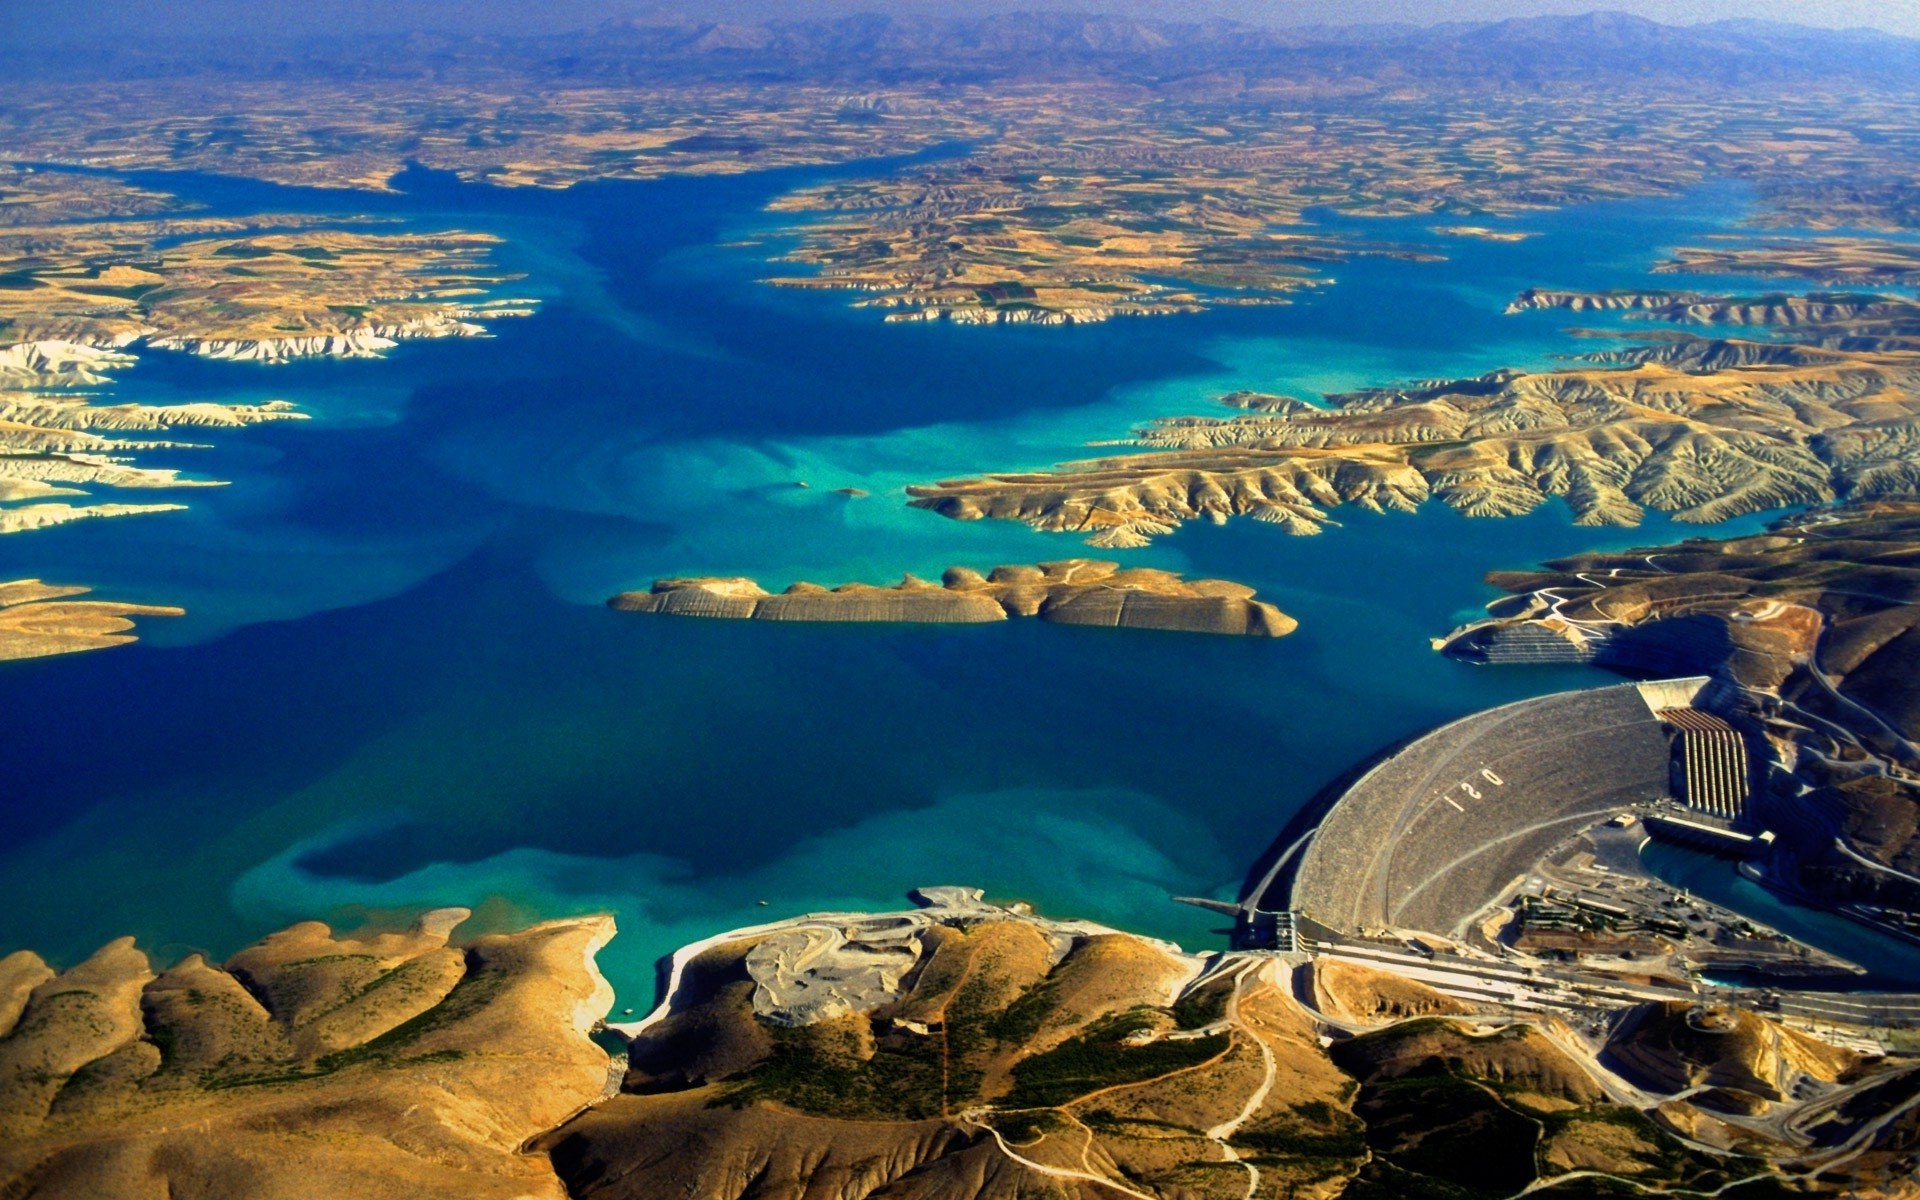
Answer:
4;163;1916;997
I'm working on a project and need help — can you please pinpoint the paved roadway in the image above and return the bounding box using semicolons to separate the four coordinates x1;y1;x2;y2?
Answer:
1304;935;1920;1032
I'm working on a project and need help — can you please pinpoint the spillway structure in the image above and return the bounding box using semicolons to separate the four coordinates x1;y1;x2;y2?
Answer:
1658;707;1752;822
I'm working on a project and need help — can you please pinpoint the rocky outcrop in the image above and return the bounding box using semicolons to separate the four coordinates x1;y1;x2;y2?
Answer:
0;339;139;387
0;910;616;1200
610;560;1296;636
0;578;183;660
1508;288;1700;314
151;330;417;361
1605;1002;1858;1105
744;919;926;1027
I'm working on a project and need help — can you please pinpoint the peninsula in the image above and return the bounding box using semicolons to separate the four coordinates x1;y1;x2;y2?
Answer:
0;385;302;533
0;579;181;661
610;560;1297;636
908;275;1920;546
0;184;535;536
0;220;535;365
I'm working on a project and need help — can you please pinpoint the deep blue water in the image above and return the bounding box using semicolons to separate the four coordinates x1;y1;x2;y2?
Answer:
4;161;1917;997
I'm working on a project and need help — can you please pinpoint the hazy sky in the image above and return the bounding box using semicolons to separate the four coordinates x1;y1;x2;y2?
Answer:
8;0;1919;40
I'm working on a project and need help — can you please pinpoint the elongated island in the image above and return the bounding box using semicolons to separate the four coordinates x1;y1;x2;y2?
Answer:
610;560;1297;637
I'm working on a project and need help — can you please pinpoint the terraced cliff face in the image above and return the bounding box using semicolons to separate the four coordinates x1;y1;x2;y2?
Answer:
904;267;1920;549
609;560;1297;637
1508;287;1920;332
0;909;616;1200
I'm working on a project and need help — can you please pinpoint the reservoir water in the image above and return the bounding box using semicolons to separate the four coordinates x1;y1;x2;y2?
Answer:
5;160;1917;997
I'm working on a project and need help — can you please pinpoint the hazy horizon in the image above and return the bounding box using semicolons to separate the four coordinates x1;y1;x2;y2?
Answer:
7;0;1918;44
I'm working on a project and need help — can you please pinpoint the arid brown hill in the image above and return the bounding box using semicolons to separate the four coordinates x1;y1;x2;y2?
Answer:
4;896;1912;1200
1478;503;1920;740
1449;501;1920;902
536;893;1908;1200
0;909;616;1200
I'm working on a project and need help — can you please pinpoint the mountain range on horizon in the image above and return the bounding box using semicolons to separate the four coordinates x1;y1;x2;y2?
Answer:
14;8;1920;86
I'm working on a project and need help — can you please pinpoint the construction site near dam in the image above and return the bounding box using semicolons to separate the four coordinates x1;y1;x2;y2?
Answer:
1219;677;1920;1038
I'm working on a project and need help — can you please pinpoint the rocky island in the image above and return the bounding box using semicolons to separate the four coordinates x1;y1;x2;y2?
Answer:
610;560;1297;636
1431;224;1536;242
